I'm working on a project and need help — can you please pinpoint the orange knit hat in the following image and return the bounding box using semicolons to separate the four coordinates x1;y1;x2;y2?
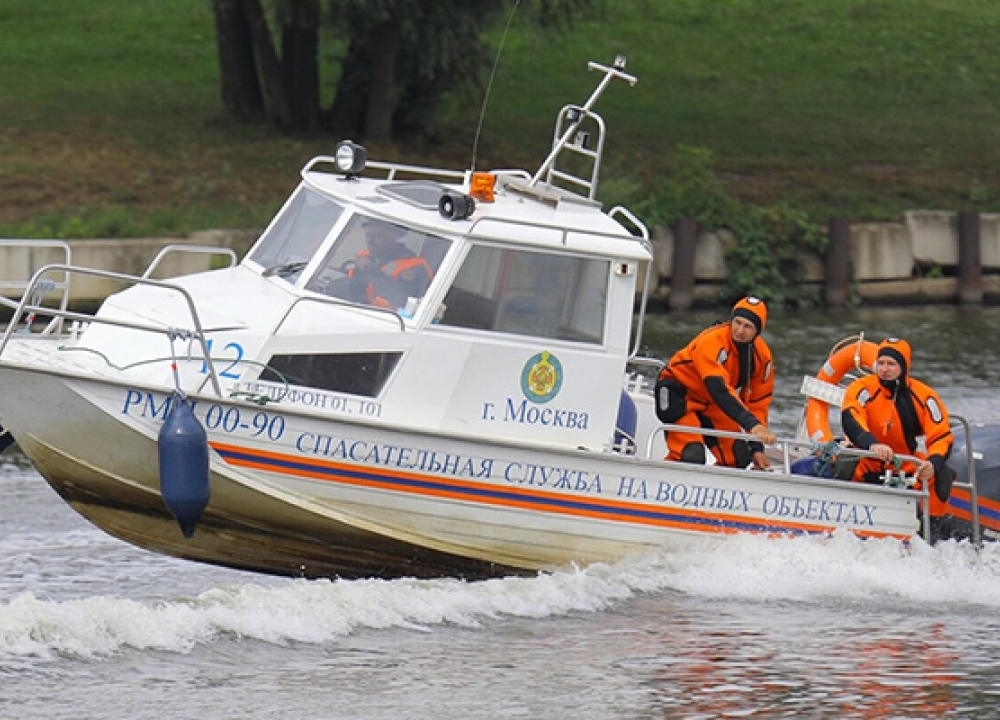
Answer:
878;337;911;377
731;296;767;334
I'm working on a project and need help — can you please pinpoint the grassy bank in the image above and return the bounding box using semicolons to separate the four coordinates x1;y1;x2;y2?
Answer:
2;0;1000;238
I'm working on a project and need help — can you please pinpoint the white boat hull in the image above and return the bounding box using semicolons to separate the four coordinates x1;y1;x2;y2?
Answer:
0;362;920;579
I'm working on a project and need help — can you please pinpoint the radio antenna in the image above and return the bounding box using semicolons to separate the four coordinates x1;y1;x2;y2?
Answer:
470;0;522;172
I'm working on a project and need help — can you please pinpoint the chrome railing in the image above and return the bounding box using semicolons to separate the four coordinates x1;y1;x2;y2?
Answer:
0;239;73;335
271;293;406;336
950;414;981;546
0;264;223;396
645;423;934;541
142;244;238;279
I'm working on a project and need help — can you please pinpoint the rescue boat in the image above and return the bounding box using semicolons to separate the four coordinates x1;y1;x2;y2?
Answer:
0;59;993;580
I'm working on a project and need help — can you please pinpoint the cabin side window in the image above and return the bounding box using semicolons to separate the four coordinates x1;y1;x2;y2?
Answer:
438;244;608;344
265;352;401;398
248;188;345;283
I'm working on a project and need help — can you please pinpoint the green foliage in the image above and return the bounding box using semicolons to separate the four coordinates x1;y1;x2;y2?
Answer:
0;202;275;241
480;0;1000;219
634;146;740;228
923;264;944;279
4;0;1000;237
638;146;827;306
724;202;827;306
9;208;138;240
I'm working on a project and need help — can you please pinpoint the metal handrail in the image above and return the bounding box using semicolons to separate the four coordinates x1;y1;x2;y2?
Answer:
530;58;637;196
627;356;665;375
644;424;925;473
0;264;223;396
271;293;406;337
0;239;73;335
302;155;468;184
463;214;650;255
542;106;606;199
950;414;981;546
644;423;932;539
142;245;238;279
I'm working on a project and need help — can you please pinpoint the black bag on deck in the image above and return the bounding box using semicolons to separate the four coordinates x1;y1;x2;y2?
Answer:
655;377;687;424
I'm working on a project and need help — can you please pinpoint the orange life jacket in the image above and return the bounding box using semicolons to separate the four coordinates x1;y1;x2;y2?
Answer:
350;249;433;309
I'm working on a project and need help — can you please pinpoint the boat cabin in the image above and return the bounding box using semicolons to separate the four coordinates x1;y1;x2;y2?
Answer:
81;59;654;455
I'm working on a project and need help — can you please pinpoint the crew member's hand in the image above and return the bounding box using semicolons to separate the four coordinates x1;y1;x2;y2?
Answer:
870;443;894;462
750;423;776;445
915;460;934;482
752;451;771;471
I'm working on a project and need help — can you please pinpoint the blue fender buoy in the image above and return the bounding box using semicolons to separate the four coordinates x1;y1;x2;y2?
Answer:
0;423;16;454
157;393;210;538
614;390;638;452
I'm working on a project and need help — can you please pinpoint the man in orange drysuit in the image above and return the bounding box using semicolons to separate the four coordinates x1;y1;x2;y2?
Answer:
841;337;955;517
655;297;776;468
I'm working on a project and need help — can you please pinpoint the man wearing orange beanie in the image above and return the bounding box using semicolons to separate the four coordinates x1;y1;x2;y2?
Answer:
841;337;955;518
655;297;776;468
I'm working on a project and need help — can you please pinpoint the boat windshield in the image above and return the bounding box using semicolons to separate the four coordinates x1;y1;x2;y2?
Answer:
249;187;345;283
305;214;451;315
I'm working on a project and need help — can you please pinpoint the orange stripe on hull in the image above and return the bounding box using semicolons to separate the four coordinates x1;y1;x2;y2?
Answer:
211;441;910;541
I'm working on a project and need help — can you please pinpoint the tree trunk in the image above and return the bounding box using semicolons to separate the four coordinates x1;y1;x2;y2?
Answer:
364;19;400;144
240;0;293;129
279;0;320;132
211;0;264;120
324;38;368;139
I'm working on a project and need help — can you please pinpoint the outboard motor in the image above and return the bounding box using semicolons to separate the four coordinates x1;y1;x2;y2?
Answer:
947;422;1000;507
157;393;210;538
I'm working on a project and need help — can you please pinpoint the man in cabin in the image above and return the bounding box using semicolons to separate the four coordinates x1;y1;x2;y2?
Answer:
840;337;955;518
349;220;433;310
655;297;777;468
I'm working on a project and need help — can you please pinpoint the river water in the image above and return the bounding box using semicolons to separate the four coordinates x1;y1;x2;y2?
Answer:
2;305;1000;719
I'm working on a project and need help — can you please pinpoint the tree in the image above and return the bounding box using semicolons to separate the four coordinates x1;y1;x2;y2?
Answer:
241;0;294;130
280;0;321;132
211;0;594;142
211;0;264;121
324;0;499;142
212;0;317;131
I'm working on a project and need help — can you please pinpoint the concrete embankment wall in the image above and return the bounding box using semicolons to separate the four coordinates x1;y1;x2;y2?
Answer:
650;210;1000;306
2;212;997;307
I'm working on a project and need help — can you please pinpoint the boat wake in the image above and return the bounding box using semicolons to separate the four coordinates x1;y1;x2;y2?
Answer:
2;531;998;662
620;531;1000;606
